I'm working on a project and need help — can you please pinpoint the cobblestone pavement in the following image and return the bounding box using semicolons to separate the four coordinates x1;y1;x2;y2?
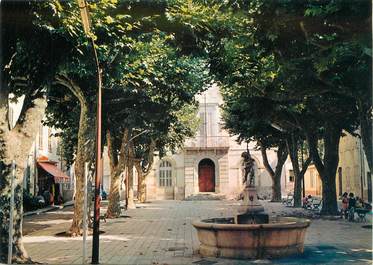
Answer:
23;200;372;264
23;208;73;236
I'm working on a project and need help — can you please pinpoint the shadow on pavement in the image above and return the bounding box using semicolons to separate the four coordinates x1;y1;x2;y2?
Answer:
275;244;372;264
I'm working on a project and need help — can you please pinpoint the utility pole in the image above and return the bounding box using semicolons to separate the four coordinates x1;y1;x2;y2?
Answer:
82;163;89;264
8;160;16;265
76;1;102;263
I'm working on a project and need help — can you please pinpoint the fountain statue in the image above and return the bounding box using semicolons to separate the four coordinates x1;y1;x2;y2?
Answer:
236;150;267;224
192;147;311;259
242;150;255;187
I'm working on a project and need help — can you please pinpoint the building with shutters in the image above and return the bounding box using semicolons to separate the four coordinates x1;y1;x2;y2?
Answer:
8;96;73;204
141;84;287;200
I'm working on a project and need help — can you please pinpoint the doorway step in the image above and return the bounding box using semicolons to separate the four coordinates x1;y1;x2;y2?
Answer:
184;193;226;201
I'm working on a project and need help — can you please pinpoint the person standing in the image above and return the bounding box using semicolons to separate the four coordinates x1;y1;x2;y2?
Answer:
341;192;349;219
347;193;356;221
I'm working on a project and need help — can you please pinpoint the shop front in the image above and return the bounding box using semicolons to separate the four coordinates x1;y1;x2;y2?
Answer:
37;156;70;205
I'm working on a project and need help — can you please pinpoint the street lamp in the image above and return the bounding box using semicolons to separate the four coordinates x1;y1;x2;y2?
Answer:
76;1;102;264
77;0;91;35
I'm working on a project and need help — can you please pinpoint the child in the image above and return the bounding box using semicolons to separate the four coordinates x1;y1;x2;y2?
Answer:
302;196;308;208
341;192;348;219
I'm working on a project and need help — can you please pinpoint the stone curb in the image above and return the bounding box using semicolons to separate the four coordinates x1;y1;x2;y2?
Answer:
23;200;74;217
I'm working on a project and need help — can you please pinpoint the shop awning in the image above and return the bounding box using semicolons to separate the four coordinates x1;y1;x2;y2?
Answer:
38;162;70;184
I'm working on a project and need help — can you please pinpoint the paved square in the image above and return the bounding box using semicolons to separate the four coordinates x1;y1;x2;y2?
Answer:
23;200;372;264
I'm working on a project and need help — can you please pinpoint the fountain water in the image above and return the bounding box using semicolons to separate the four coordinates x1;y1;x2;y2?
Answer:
193;150;310;259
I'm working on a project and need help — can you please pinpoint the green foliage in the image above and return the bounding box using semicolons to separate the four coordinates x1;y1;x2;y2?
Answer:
107;32;210;160
169;0;371;213
40;0;211;165
169;0;370;144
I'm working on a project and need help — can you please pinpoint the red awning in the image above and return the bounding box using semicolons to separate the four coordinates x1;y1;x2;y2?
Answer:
38;162;70;184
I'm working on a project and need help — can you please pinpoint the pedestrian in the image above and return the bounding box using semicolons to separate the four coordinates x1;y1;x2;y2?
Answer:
347;193;356;221
341;192;348;219
302;196;308;208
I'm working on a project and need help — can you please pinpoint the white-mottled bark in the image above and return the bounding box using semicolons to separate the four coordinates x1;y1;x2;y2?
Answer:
54;75;95;236
0;94;46;263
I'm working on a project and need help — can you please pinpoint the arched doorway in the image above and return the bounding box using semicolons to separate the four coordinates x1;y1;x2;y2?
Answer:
198;159;215;192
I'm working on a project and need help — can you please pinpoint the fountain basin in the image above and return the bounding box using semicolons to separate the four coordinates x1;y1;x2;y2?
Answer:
193;217;310;259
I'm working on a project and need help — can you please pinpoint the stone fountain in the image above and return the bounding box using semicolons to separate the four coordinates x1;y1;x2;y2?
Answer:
192;150;310;259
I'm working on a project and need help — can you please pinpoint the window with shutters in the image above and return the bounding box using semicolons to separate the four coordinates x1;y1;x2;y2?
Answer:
39;124;44;150
8;107;14;128
207;112;213;136
48;128;52;153
289;170;294;182
199;112;206;136
310;169;315;188
159;160;172;187
346;167;350;189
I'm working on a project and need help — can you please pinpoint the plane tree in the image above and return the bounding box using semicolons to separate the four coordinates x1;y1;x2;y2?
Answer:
246;0;370;214
41;0;147;235
168;0;371;215
0;0;80;261
104;35;209;214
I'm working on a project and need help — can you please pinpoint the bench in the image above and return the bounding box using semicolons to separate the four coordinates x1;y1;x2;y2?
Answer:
282;194;294;207
90;214;107;223
120;202;127;214
311;199;322;211
305;198;322;211
355;208;370;222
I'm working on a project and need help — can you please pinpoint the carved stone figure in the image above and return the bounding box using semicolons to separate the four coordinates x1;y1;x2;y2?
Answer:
241;150;255;188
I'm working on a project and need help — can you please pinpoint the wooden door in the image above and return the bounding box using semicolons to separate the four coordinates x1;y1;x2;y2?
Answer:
199;164;215;192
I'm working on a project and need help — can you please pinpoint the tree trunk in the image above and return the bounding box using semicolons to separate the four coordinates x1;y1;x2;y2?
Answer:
0;94;46;263
320;169;338;215
359;99;372;172
307;125;341;215
261;143;288;202
127;142;136;209
54;74;95;235
68;102;95;236
135;161;146;203
286;135;311;207
271;172;282;202
106;130;121;218
134;140;155;203
293;171;302;207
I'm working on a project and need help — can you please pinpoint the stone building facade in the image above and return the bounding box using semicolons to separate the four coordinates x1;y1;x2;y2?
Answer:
336;132;371;201
8;96;73;203
290;132;372;202
142;85;285;201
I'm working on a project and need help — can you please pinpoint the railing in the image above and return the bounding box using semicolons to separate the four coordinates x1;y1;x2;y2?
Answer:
184;136;230;148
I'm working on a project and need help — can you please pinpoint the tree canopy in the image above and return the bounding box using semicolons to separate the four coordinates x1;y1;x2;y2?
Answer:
168;0;372;214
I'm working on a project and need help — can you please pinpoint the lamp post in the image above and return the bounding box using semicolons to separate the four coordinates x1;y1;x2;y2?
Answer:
76;1;102;263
